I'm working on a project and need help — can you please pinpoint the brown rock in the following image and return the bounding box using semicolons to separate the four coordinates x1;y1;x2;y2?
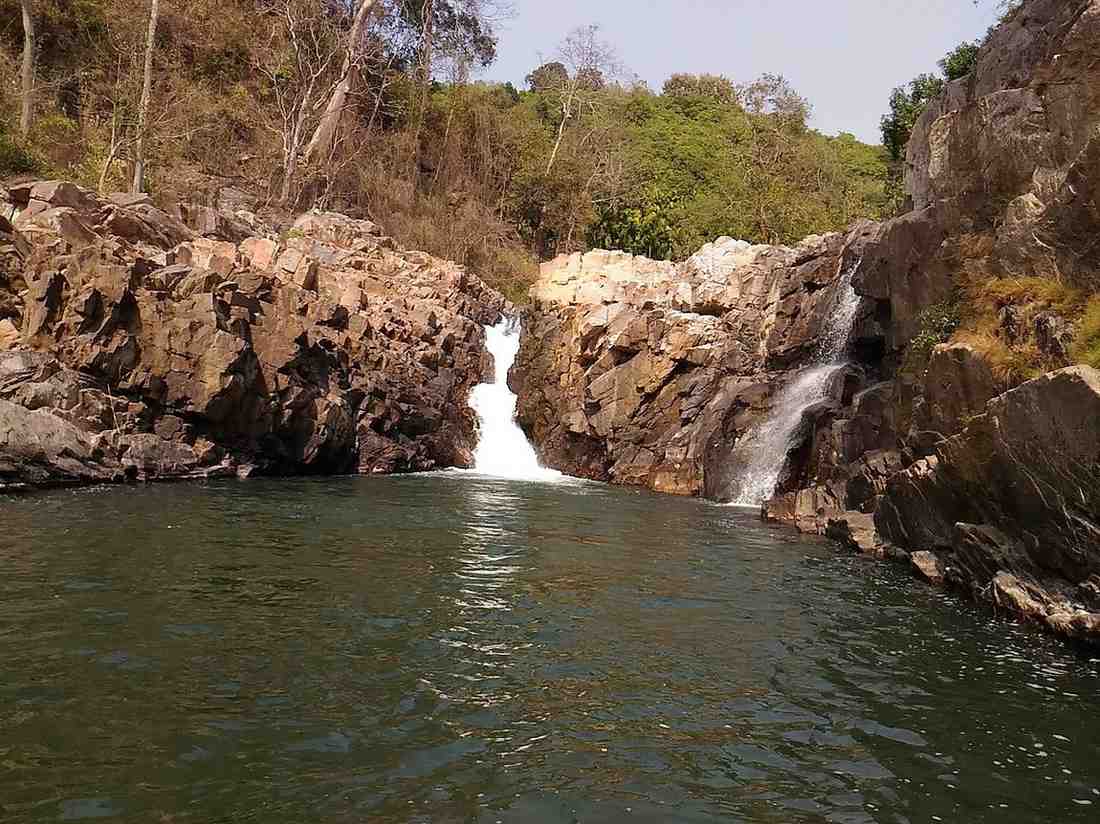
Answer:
915;342;999;440
826;512;880;554
878;367;1100;639
911;551;947;586
0;181;506;487
0;397;122;489
516;233;867;496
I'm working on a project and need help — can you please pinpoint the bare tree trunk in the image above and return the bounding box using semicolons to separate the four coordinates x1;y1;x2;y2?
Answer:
431;84;458;194
303;0;378;166
545;89;575;176
409;0;434;178
19;0;35;137
131;0;160;194
280;76;318;206
99;118;122;193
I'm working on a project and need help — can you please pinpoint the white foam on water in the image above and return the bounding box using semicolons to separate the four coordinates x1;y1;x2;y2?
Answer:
468;320;563;482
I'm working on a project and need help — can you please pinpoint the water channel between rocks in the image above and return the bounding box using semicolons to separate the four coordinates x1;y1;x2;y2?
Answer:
2;475;1099;824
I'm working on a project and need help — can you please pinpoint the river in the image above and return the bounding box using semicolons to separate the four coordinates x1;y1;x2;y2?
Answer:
2;475;1098;823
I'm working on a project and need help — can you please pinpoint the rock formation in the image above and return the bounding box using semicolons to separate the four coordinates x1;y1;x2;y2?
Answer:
515;0;1100;642
513;234;880;496
0;179;505;490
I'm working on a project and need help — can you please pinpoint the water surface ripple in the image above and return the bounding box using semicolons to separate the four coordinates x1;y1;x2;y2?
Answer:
1;476;1098;823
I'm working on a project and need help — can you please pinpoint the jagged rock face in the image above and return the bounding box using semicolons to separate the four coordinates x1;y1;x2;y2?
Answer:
911;342;1001;447
854;0;1100;359
908;0;1098;223
1;214;30;335
876;367;1100;640
0;180;504;490
513;234;878;496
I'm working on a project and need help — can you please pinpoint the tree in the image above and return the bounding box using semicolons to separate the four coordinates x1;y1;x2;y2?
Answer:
302;0;379;165
19;0;34;136
739;73;811;130
257;0;349;204
538;25;618;176
661;73;738;106
880;73;945;163
131;0;159;193
939;40;980;80
526;61;567;92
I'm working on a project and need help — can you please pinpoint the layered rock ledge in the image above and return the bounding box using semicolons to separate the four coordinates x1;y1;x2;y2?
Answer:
0;180;505;489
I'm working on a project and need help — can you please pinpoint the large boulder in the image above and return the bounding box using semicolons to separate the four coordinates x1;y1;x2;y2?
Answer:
912;342;1000;443
876;367;1100;641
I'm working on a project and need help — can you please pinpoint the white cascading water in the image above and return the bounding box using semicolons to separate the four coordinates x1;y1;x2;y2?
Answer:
468;320;562;482
729;256;863;506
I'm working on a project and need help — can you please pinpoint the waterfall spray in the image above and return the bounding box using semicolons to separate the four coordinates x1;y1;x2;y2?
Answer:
468;319;562;482
728;256;863;506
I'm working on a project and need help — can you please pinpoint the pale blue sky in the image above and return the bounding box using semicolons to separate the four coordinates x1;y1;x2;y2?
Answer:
479;0;1004;144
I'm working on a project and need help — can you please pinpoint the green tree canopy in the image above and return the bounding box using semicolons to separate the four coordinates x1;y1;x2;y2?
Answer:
880;73;944;163
939;40;980;80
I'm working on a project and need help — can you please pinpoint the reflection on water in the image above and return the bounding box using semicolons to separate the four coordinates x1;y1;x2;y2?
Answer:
1;476;1099;823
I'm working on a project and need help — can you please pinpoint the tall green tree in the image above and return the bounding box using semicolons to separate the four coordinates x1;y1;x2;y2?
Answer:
661;73;738;106
939;40;980;80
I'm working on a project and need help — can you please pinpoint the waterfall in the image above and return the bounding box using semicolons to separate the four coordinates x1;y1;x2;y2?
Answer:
728;256;863;506
468;320;562;482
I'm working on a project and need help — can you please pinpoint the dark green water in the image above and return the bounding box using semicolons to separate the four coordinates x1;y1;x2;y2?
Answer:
2;475;1099;824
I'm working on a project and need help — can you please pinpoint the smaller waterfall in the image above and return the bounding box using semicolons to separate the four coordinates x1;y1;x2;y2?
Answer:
729;256;863;506
468;320;562;482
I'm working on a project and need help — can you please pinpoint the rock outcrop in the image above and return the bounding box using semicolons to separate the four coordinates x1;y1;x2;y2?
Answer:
0;180;505;490
513;235;882;496
877;367;1100;640
857;0;1100;363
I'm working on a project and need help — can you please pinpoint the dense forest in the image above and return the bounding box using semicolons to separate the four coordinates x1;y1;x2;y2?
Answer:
0;0;997;298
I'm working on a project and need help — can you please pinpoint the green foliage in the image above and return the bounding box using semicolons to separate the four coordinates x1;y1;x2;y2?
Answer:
880;74;944;163
389;0;497;68
0;0;108;64
879;32;984;186
1072;296;1100;369
661;73;738;106
904;299;962;374
589;187;684;260
939;41;981;81
526;62;568;92
604;88;887;254
0;132;40;175
1;0;891;296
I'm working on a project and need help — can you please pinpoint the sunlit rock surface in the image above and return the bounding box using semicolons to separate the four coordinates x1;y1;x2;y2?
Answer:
0;180;505;489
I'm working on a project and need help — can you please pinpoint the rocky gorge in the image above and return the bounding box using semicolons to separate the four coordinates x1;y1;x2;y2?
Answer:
1;0;1098;648
512;0;1100;643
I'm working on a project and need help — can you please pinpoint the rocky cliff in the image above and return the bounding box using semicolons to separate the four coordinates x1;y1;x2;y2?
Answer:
513;235;881;496
514;0;1100;642
0;180;505;489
